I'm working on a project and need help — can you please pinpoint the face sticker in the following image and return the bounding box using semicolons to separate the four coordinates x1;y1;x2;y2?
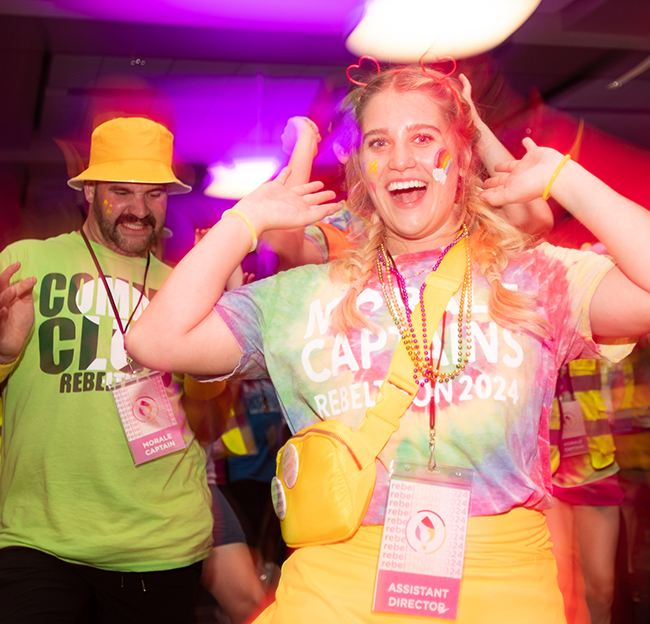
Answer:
362;160;378;176
103;199;113;214
363;160;378;194
432;148;453;185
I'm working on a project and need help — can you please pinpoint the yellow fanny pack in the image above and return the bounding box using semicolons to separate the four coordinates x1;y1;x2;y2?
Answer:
272;369;418;548
271;241;466;548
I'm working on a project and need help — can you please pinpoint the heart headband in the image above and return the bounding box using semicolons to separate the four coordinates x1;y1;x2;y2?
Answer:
346;56;382;87
419;56;465;115
346;55;465;116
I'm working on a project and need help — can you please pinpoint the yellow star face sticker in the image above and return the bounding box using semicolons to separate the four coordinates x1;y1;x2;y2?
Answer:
367;160;378;175
103;199;112;214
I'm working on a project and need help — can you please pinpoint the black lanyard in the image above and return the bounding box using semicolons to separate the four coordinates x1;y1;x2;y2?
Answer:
79;228;151;338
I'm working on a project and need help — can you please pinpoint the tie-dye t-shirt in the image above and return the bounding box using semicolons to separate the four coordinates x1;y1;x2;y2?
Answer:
214;242;633;520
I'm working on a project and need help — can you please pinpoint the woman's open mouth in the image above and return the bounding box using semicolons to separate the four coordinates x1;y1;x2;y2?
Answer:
387;180;427;204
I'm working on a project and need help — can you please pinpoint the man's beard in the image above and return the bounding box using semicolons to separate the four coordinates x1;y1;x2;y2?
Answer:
92;195;160;256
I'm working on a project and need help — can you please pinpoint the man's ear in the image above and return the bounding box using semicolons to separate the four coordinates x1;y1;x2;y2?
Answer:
83;181;96;204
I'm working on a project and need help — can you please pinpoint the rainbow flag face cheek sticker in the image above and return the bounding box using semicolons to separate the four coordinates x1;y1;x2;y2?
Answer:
432;148;453;185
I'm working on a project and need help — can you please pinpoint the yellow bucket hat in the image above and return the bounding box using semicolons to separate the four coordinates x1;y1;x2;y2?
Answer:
67;117;191;194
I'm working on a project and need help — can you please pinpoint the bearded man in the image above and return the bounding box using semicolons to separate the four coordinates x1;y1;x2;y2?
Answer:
0;117;214;623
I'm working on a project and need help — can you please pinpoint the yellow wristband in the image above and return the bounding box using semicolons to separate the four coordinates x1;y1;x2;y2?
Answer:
542;154;571;201
222;209;258;253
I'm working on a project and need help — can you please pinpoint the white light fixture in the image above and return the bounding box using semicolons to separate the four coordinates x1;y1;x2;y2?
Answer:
204;159;279;200
346;0;542;62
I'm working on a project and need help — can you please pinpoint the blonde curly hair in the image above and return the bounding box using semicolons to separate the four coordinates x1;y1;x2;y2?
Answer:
329;65;549;340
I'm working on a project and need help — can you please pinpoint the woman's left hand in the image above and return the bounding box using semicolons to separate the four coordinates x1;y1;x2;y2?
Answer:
480;138;565;207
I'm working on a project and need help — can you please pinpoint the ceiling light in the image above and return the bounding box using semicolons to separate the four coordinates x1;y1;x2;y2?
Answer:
346;0;542;62
204;159;279;200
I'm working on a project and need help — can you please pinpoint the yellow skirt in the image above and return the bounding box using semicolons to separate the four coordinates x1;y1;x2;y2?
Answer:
253;508;565;624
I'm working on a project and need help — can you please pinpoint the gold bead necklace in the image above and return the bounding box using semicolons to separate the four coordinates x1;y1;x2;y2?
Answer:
376;225;472;387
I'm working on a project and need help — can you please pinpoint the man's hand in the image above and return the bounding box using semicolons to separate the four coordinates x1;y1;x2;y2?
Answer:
0;262;36;363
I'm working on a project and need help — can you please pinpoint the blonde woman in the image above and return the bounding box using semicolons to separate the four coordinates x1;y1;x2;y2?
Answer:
127;65;650;623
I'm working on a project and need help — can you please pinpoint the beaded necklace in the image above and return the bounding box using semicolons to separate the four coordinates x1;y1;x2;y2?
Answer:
377;225;472;470
377;224;472;389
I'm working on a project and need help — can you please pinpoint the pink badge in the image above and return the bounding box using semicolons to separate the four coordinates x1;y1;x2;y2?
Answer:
559;400;590;457
111;372;186;465
373;470;472;620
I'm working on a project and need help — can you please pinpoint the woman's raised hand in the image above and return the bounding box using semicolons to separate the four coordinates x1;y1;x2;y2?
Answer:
234;167;339;234
480;138;566;207
281;117;321;156
459;74;482;127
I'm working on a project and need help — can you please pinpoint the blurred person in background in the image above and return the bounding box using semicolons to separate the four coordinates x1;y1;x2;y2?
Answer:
608;336;650;617
546;356;622;624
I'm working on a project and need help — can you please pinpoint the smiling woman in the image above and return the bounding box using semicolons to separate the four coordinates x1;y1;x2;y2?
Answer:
126;64;650;624
357;90;463;251
328;67;542;338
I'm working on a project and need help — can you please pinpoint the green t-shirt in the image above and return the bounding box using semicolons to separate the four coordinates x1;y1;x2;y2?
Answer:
0;232;213;571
